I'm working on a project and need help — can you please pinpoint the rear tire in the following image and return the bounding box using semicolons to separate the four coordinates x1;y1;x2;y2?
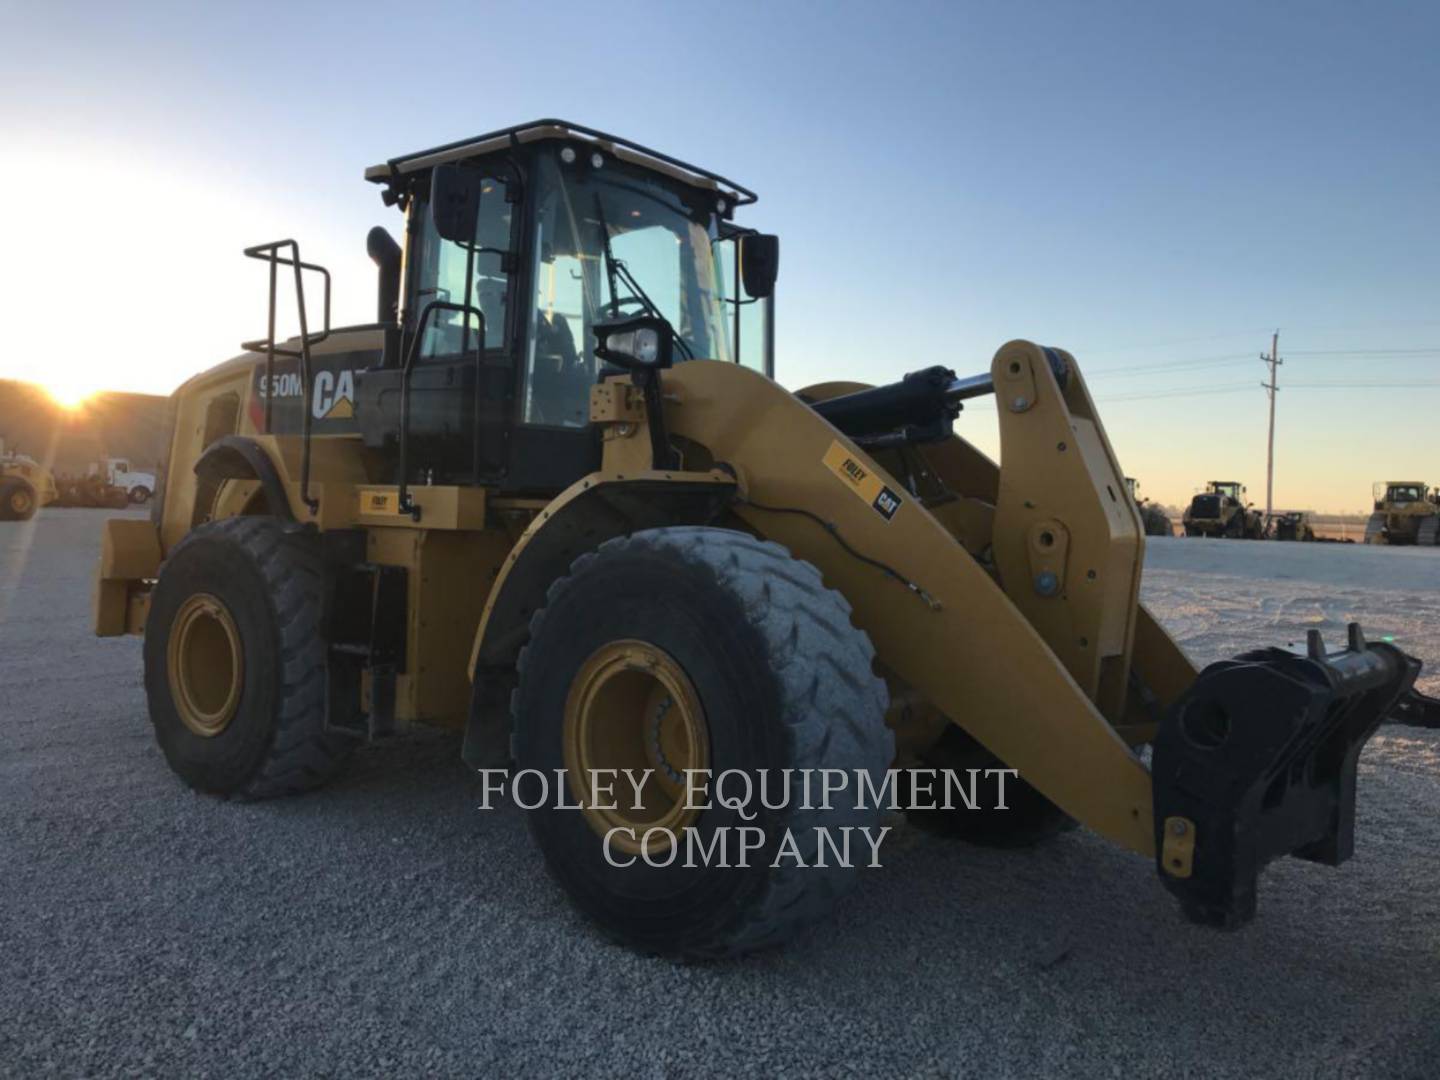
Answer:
143;516;352;798
512;526;893;959
129;485;152;504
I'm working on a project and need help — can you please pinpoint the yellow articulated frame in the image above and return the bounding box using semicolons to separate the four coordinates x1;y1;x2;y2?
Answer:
655;348;1157;855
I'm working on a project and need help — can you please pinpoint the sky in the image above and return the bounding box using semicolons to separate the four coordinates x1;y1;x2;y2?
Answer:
0;0;1436;513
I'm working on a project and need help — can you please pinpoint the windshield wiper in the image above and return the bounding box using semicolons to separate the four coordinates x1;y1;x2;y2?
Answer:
593;195;693;361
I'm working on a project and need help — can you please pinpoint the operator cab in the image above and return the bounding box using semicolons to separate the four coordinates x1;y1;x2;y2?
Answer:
1208;480;1244;505
352;120;779;495
1377;482;1426;506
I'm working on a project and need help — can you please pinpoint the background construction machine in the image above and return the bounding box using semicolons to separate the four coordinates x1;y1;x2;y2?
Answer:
92;121;1439;956
53;472;133;509
0;437;58;521
1364;482;1439;546
1269;510;1316;542
1124;477;1173;537
1182;480;1264;539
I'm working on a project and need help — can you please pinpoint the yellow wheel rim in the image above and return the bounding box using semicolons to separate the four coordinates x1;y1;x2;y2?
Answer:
10;488;33;516
563;640;709;856
167;593;244;737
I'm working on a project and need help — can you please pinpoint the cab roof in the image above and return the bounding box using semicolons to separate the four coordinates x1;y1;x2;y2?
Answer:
364;119;756;210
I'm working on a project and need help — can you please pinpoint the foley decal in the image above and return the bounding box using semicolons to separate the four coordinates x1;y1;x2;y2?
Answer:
357;489;402;516
822;441;902;522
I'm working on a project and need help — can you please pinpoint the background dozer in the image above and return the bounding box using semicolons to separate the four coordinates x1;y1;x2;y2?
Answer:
0;437;58;521
1182;480;1264;539
93;121;1440;956
1124;477;1173;537
1364;481;1439;546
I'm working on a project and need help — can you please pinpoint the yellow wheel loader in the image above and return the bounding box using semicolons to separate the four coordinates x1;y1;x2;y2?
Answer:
1182;481;1264;539
1364;482;1439;546
94;121;1440;955
0;438;59;521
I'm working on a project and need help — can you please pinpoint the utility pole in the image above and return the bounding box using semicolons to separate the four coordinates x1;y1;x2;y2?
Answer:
1262;330;1281;520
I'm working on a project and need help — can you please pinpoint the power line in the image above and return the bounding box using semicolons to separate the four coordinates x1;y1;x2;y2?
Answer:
1286;347;1440;356
1103;383;1257;402
1086;353;1254;377
1286;380;1440;388
1101;380;1440;402
1076;329;1275;354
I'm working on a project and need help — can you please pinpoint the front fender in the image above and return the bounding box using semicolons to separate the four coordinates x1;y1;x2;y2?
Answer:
462;469;736;766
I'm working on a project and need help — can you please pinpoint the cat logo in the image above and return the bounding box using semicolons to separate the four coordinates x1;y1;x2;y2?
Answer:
255;367;356;420
821;440;903;522
312;369;355;420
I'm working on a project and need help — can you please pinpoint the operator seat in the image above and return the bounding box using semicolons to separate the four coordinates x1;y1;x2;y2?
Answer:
530;312;591;427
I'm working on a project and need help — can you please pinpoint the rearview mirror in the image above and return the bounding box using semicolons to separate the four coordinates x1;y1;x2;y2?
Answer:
739;233;780;299
431;164;485;243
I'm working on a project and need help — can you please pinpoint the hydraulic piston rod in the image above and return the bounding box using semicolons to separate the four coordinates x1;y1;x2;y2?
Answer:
811;350;1070;442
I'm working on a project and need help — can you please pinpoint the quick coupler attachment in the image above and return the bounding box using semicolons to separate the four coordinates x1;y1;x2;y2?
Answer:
1151;624;1421;929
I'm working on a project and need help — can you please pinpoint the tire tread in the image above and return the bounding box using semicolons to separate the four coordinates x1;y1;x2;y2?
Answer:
156;517;351;799
515;525;892;958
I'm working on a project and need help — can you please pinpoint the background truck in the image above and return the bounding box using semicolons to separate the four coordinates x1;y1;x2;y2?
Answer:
92;458;155;503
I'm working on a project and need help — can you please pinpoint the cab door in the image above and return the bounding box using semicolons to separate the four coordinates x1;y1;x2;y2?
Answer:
396;171;520;486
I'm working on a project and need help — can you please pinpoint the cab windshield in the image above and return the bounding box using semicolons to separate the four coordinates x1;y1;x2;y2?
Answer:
524;151;731;427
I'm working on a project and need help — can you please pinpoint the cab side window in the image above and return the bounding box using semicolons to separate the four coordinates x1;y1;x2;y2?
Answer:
412;177;514;359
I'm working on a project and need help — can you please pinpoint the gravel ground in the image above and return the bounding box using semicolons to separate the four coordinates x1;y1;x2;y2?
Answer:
3;509;1439;1078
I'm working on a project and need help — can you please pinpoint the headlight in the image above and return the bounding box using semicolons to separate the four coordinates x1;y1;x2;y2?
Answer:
593;315;674;370
602;327;659;365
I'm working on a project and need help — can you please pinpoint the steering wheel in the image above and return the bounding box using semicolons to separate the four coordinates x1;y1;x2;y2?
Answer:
600;296;650;319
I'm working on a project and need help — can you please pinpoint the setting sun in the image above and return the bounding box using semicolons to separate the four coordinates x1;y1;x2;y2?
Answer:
42;380;93;410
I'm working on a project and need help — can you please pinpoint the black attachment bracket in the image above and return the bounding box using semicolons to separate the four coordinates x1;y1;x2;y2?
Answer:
1152;623;1421;929
1389;687;1440;728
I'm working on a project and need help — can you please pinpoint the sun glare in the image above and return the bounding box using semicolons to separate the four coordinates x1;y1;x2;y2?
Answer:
43;381;94;411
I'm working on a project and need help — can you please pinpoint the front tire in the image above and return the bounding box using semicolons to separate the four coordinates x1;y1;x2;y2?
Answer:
513;526;893;958
0;479;37;521
143;516;352;798
129;485;152;504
